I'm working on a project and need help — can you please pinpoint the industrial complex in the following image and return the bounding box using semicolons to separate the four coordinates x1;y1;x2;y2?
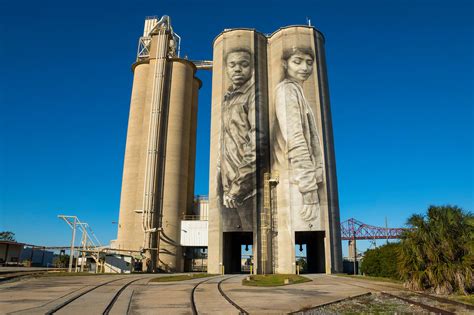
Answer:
113;16;343;274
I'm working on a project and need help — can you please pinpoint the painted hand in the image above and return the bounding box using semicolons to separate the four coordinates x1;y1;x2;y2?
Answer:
223;194;238;208
300;203;320;222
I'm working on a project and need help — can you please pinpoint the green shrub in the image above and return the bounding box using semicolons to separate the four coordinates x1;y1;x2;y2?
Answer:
360;243;401;279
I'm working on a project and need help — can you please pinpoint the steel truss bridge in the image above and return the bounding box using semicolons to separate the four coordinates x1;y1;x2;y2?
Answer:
340;218;406;241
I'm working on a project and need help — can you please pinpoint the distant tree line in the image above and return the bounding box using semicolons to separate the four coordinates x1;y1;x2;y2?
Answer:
0;231;16;241
360;205;473;295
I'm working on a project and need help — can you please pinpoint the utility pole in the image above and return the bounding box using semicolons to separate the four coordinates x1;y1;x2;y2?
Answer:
80;230;86;272
59;215;101;273
68;217;77;272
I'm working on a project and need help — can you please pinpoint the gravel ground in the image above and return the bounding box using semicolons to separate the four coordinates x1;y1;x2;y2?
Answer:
300;293;430;314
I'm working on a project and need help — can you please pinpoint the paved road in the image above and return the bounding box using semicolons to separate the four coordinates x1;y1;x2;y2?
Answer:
0;273;404;314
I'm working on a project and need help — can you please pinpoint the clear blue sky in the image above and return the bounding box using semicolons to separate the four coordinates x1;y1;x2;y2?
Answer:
1;0;472;256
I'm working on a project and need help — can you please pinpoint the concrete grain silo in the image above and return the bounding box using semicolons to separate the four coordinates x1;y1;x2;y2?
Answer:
208;25;342;275
207;29;270;274
115;16;200;272
267;26;342;274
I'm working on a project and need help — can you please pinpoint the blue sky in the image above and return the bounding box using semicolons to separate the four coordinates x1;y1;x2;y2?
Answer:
1;0;472;255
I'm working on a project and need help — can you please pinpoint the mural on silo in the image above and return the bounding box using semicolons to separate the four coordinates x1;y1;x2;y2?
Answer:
269;30;327;232
217;46;257;232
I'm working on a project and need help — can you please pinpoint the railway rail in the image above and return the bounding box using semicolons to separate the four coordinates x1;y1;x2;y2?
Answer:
42;273;250;314
6;272;470;314
43;276;133;314
191;275;248;315
102;277;143;315
190;277;213;315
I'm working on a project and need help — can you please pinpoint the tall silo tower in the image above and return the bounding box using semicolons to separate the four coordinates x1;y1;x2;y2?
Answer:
115;16;200;272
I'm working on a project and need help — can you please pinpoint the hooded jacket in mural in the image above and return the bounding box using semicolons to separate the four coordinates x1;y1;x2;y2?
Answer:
218;77;256;204
273;79;323;204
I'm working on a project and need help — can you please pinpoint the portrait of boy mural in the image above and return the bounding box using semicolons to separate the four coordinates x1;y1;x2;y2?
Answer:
216;47;257;232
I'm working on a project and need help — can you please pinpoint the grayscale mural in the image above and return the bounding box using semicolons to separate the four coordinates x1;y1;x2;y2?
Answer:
217;47;256;232
209;27;342;274
271;46;323;228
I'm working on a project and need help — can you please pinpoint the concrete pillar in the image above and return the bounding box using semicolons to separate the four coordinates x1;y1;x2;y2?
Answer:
348;240;356;259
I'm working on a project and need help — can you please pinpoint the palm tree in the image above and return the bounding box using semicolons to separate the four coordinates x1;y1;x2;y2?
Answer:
398;205;473;295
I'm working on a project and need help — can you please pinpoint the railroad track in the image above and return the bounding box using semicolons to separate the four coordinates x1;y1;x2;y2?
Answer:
327;276;473;314
11;273;246;315
191;275;249;315
41;276;139;314
101;277;143;315
190;277;214;315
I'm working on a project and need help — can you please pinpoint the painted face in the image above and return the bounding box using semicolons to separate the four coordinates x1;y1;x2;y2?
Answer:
286;52;314;83
226;51;252;88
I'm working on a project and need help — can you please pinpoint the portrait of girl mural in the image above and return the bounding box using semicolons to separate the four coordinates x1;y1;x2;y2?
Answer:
272;46;324;225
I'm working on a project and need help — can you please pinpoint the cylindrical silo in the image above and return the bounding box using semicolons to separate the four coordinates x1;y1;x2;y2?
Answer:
267;26;342;274
116;61;150;251
158;59;196;272
116;17;201;273
186;78;201;217
208;29;269;274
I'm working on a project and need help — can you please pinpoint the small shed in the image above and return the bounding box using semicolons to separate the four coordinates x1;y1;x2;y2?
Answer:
104;254;134;273
0;241;24;266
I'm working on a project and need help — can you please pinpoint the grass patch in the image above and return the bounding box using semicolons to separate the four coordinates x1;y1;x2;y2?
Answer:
335;274;402;284
149;273;214;282
448;294;474;306
242;274;311;287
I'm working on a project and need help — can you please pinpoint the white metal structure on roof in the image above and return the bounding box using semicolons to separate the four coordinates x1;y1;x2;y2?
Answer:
136;15;181;61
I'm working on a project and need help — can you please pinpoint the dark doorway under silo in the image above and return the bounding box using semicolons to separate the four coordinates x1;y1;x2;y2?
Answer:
295;231;326;273
223;232;253;274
